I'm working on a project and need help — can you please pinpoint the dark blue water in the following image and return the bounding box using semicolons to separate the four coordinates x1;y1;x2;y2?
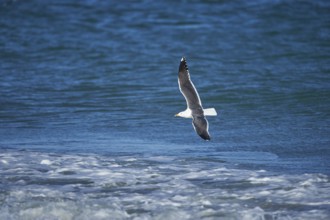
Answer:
1;0;330;219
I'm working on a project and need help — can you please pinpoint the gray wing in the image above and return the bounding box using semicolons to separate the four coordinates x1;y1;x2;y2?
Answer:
178;57;211;140
178;57;203;111
192;115;211;140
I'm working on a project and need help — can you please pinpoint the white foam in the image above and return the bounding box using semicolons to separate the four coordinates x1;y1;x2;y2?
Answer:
0;150;329;219
1;159;8;165
40;159;52;165
240;207;266;220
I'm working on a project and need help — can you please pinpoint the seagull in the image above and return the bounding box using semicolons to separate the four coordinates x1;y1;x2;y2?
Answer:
175;57;217;140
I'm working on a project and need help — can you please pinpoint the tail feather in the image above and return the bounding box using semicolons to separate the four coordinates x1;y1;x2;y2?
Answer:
203;108;217;116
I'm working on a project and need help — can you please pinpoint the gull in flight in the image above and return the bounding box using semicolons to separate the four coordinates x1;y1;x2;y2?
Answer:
175;57;217;140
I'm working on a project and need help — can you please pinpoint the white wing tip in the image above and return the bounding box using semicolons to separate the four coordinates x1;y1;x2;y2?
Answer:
181;57;185;62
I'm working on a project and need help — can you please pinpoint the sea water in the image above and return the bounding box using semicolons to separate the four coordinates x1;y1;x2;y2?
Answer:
1;0;329;219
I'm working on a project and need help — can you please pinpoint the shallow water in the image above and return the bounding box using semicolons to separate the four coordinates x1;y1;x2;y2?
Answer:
1;0;330;219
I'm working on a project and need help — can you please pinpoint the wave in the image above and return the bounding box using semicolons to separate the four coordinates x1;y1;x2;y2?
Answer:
0;150;329;219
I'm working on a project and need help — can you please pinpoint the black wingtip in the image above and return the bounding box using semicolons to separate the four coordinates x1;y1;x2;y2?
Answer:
199;133;211;141
179;57;188;72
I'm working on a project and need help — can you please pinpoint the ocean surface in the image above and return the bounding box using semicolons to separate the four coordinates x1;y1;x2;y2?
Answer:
1;0;330;219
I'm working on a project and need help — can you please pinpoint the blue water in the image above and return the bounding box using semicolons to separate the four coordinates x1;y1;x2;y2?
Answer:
1;0;330;219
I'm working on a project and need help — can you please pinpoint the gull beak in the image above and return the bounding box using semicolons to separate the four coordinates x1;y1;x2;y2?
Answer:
174;114;179;117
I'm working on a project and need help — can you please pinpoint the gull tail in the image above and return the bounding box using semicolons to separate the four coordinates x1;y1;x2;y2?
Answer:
203;108;217;116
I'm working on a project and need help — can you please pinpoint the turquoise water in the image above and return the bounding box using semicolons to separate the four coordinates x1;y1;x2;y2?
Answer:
1;0;329;219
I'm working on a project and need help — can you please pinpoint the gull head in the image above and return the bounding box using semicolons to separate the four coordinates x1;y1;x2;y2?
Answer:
175;109;192;118
174;112;183;117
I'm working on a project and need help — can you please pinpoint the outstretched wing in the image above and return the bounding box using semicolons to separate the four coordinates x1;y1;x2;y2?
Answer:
192;115;211;140
178;57;212;140
178;57;203;111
